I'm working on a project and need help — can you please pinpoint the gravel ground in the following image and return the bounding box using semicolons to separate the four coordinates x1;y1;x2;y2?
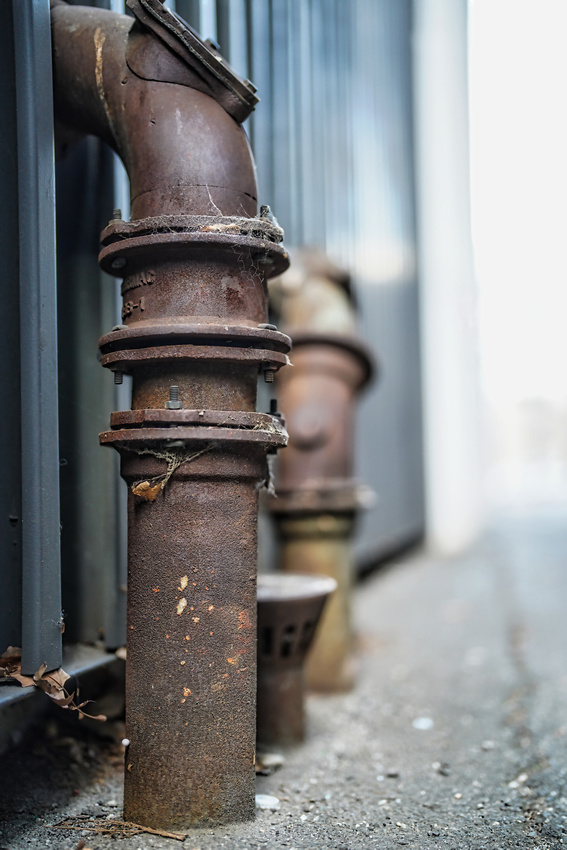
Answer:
1;510;566;849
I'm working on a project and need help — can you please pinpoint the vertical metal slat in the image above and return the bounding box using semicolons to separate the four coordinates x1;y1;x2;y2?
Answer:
13;0;62;674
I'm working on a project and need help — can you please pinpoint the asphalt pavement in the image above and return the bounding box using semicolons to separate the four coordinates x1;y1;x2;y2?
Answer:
2;509;566;849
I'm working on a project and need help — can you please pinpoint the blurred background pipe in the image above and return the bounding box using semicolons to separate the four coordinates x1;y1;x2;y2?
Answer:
269;249;375;692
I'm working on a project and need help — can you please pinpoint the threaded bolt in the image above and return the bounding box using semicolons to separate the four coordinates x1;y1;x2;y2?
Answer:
111;208;122;221
264;369;275;384
165;385;182;409
114;372;124;385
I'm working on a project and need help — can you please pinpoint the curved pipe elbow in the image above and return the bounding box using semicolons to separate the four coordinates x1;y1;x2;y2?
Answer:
50;3;258;219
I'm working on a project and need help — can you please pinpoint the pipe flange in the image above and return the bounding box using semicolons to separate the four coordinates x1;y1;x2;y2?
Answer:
101;409;288;449
283;331;376;390
110;409;285;429
269;480;372;514
99;214;290;280
99;323;291;357
100;343;290;374
101;425;287;450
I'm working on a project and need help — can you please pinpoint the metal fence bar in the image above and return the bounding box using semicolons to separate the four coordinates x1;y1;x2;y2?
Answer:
0;2;23;654
13;0;62;674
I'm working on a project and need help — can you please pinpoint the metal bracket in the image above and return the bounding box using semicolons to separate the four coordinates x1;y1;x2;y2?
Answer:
126;0;259;123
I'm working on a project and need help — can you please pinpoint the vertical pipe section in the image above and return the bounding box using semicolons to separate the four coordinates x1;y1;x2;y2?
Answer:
121;447;262;828
14;0;62;674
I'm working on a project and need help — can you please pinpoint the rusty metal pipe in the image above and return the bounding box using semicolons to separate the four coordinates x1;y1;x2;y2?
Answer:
50;1;258;218
269;251;374;692
51;0;290;828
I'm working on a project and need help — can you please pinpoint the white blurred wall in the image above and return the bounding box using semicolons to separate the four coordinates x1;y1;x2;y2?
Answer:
413;0;485;554
469;0;567;513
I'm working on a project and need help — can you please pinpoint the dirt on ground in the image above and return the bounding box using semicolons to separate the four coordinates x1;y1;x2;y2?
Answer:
1;513;566;849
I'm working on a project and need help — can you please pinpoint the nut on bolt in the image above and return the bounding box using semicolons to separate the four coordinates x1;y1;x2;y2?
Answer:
165;385;182;409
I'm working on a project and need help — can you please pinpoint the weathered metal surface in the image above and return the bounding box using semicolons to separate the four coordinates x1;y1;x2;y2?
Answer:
270;338;372;513
269;252;374;693
121;446;264;828
256;574;336;748
274;515;356;693
52;0;290;826
125;0;258;123
50;4;258;218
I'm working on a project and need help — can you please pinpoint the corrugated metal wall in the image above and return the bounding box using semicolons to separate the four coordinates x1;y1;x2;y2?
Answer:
175;0;425;564
1;0;423;695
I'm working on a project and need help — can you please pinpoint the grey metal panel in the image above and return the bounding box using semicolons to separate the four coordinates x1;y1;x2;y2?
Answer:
56;140;120;647
350;0;424;563
13;0;62;675
199;0;217;40
175;0;200;28
247;0;424;562
0;1;23;653
246;0;274;209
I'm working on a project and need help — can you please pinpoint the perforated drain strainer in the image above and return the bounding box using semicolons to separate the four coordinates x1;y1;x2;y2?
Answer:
256;573;336;747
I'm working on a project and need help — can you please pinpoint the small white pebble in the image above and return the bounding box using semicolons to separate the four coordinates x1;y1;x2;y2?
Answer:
255;794;280;811
106;800;118;807
396;822;407;829
413;717;434;731
121;739;130;747
454;793;462;800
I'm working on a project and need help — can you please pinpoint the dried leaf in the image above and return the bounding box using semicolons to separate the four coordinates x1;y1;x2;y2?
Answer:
0;645;105;721
47;689;76;707
42;667;71;693
33;662;48;683
132;480;163;501
10;672;37;689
